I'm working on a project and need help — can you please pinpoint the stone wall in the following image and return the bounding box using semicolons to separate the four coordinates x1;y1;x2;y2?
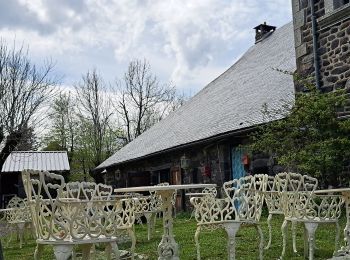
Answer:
292;0;350;182
318;12;350;92
292;0;350;93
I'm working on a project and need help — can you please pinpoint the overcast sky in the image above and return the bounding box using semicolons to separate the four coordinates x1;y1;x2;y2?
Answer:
0;0;292;94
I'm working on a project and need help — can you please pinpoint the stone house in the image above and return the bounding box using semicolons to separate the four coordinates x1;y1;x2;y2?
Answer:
95;0;350;209
96;23;296;192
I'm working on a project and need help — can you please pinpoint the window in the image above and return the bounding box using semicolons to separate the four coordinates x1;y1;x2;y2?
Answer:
334;0;350;9
324;0;350;13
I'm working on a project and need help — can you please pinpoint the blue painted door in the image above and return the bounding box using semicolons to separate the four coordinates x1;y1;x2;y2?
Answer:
231;147;246;180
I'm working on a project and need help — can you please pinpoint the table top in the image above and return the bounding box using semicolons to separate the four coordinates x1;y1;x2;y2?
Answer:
314;187;350;194
0;208;17;212
185;192;211;196
114;183;216;193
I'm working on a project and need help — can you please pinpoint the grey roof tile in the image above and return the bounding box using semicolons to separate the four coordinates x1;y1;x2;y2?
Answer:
97;22;296;169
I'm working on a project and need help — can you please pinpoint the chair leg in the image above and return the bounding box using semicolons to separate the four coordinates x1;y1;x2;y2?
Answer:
81;244;92;260
292;221;297;253
304;222;318;260
194;226;201;260
256;224;264;260
71;247;77;260
191;209;196;220
152;212;157;231
34;244;44;260
128;227;136;260
304;225;308;259
53;244;73;260
280;219;288;259
223;222;241;260
31;222;36;239
90;244;96;260
105;241;120;260
6;227;14;248
144;212;153;241
17;223;25;249
265;213;273;250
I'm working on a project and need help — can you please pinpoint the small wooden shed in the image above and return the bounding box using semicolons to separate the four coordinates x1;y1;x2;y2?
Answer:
0;151;70;208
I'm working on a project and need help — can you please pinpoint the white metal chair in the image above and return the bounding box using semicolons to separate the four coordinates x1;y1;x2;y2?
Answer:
22;169;134;260
63;181;136;258
277;172;343;260
3;196;32;248
190;174;267;260
187;187;218;219
264;175;298;251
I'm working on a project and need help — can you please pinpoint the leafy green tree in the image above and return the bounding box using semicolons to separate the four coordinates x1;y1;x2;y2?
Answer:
250;77;350;187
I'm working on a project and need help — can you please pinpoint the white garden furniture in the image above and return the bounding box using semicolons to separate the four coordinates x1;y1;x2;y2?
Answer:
3;196;32;249
133;182;176;241
115;183;215;260
264;175;298;251
314;187;350;257
277;172;343;260
190;174;267;260
22;169;136;260
186;186;218;219
63;181;137;258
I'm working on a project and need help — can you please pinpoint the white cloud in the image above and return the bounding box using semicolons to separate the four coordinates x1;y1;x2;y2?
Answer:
0;0;292;93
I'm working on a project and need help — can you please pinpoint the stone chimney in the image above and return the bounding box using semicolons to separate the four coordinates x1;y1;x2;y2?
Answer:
254;22;276;44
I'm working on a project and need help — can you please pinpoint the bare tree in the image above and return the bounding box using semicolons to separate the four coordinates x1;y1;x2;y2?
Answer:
74;70;119;172
115;59;178;143
0;40;56;168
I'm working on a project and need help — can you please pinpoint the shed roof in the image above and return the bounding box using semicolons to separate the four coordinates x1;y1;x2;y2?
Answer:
97;22;296;170
1;151;70;173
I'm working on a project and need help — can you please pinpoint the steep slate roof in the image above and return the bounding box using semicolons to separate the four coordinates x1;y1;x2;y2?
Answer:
1;151;70;173
97;22;296;170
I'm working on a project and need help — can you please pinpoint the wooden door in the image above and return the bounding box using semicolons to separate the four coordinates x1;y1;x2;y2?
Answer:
170;166;182;211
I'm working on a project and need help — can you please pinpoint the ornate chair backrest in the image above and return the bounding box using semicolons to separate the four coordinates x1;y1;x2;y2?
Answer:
202;187;217;197
252;174;268;221
63;182;113;200
22;170;135;240
63;181;94;200
276;172;318;218
110;198;136;231
22;170;65;241
265;175;283;214
96;183;113;199
190;194;234;225
5;196;31;223
223;175;267;222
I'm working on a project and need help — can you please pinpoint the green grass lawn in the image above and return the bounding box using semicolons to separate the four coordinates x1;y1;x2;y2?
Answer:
2;213;345;259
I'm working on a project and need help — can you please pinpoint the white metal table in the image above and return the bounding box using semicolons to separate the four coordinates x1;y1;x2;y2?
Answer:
315;187;350;256
114;183;216;260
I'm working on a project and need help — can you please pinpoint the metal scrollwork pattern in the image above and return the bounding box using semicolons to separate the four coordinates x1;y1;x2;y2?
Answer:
277;172;343;260
190;175;267;260
22;169;136;260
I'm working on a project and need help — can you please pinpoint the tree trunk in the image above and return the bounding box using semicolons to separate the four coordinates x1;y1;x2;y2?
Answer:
0;240;4;260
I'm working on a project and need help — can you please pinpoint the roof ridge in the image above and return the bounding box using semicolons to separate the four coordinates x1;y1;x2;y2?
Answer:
12;151;67;153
